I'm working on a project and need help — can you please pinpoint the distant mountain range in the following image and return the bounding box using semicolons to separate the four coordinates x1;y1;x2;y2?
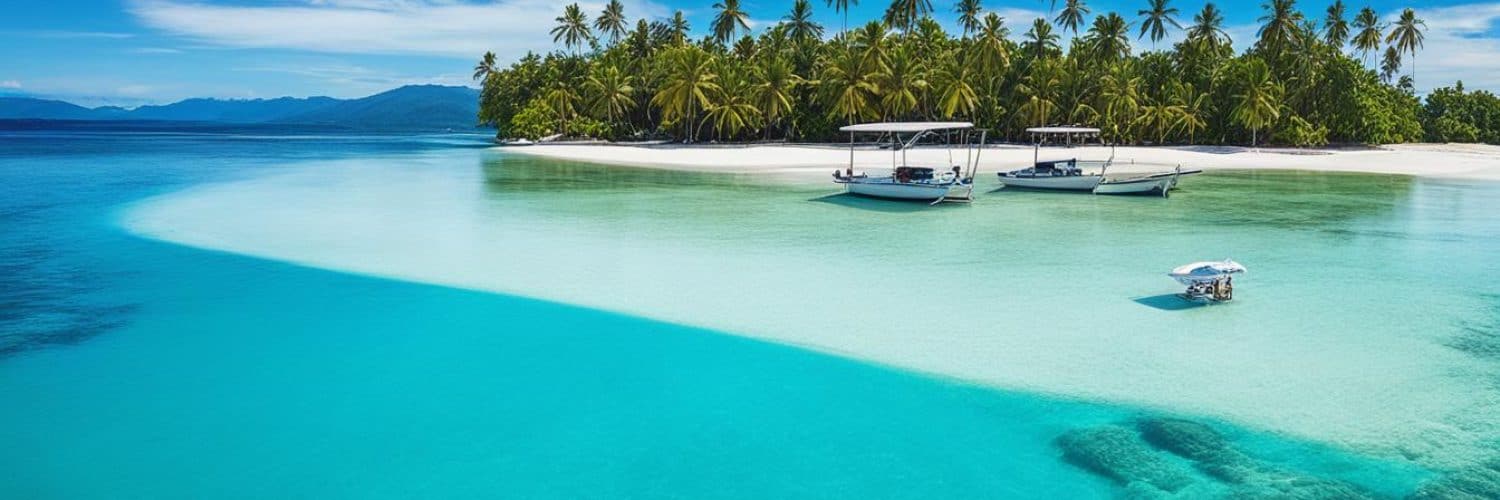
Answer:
0;85;483;131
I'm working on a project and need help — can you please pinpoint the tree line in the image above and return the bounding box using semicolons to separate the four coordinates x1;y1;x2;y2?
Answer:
472;0;1491;146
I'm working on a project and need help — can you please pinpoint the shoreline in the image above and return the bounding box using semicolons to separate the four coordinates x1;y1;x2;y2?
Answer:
498;142;1500;182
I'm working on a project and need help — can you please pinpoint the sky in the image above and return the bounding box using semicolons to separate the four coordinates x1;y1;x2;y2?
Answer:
3;0;1499;106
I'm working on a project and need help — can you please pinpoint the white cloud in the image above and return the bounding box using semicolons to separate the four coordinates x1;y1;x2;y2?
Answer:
0;80;20;89
20;30;137;39
1391;3;1500;93
130;0;670;60
234;63;470;95
130;47;184;54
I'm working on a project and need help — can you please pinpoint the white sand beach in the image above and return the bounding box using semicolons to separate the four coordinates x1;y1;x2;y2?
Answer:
503;142;1500;181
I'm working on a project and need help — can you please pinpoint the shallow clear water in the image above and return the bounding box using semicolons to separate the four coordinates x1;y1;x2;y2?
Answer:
2;132;1495;498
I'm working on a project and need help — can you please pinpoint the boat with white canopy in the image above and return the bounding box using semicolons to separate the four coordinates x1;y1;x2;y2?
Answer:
996;126;1112;191
1170;259;1246;302
833;122;985;204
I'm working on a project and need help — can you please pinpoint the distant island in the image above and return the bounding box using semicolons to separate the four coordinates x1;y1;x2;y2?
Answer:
474;0;1500;146
0;85;484;132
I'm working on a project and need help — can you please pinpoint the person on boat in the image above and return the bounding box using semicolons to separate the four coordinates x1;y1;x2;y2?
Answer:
950;166;962;182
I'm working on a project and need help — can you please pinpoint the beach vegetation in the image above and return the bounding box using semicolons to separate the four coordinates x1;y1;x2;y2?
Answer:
479;0;1447;146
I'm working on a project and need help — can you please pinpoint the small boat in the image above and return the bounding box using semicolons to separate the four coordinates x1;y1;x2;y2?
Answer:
1170;259;1246;302
833;122;986;205
997;127;1110;191
1094;166;1203;197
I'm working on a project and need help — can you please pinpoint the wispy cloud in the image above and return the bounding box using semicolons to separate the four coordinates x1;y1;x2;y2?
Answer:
17;30;137;39
130;47;184;54
1393;3;1500;92
130;0;669;59
0;80;21;89
234;63;470;95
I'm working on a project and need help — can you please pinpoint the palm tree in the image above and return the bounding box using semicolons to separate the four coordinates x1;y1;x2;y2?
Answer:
854;21;892;71
551;4;593;54
886;0;934;31
1085;12;1131;63
594;0;628;45
973;13;1011;75
752;58;802;139
1385;8;1426;82
544;84;580;136
821;47;880;124
878;44;928;119
1023;18;1060;62
1134;96;1183;144
1054;0;1089;36
712;0;751;45
1016;60;1061;126
956;0;983;39
626;20;653;59
653;47;721;142
930;51;979;118
1099;66;1141;142
1322;1;1349;48
585;64;636;130
705;62;761;140
472;51;497;81
1379;45;1401;83
1137;0;1182;50
1232;59;1281;147
1186;3;1231;47
826;0;860;42
1256;0;1304;57
1351;7;1382;66
782;0;824;42
1171;82;1208;144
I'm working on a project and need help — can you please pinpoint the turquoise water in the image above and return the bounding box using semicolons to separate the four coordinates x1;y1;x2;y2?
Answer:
0;132;1493;498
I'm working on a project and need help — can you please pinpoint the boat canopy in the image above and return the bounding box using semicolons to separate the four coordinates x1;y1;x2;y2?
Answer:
1170;260;1247;279
840;122;974;133
1025;126;1101;135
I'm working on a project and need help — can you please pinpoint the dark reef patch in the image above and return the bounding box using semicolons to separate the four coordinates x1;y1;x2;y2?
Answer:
1447;295;1500;361
0;235;137;358
1057;425;1199;494
1059;417;1382;499
1408;459;1500;500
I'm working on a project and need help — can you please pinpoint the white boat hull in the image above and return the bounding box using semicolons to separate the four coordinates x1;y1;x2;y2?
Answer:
844;179;969;201
1098;173;1176;196
996;173;1103;191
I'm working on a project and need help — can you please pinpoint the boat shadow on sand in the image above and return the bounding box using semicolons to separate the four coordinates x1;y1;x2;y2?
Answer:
1132;294;1211;311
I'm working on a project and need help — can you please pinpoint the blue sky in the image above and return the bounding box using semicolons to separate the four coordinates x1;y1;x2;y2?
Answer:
3;0;1498;106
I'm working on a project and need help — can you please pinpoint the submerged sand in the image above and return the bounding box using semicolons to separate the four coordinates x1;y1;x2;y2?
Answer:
502;142;1500;181
121;146;1500;469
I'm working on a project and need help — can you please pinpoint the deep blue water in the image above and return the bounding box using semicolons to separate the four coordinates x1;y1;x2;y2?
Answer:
0;131;1444;498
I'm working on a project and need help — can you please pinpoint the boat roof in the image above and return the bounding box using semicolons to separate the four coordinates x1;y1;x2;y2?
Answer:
840;122;974;133
1170;260;1247;277
1026;126;1101;134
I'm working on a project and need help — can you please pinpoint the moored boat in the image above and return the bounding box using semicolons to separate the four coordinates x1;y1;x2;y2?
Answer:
997;127;1110;191
1170;259;1246;302
833;122;986;205
1093;167;1203;197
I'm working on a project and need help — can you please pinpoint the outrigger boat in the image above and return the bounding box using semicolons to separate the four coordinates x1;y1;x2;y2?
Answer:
833;122;985;205
1094;166;1203;197
1170;259;1246;303
997;127;1112;191
997;126;1203;196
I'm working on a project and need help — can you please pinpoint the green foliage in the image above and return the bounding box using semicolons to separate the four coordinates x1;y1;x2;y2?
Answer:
1274;114;1329;147
1423;82;1500;144
476;2;1444;146
509;98;555;139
